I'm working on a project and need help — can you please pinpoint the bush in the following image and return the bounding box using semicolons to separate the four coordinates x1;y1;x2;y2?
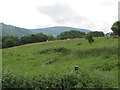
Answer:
111;20;120;35
85;33;94;44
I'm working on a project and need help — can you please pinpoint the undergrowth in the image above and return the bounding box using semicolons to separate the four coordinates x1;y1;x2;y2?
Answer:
2;69;118;89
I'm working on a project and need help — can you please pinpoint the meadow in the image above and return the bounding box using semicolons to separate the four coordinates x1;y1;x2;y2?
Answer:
2;37;118;88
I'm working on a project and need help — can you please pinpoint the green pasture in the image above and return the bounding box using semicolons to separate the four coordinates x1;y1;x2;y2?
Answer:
2;37;118;88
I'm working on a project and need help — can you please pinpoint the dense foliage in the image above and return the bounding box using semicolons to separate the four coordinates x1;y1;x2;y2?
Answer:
2;33;54;48
2;36;19;48
85;33;94;44
57;30;85;40
2;69;117;89
89;31;105;37
20;33;48;44
111;20;120;35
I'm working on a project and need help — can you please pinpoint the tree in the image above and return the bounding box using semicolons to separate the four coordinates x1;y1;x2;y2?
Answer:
46;35;55;41
20;35;31;44
111;20;120;35
2;36;19;48
20;33;48;45
89;31;104;37
57;30;85;40
36;33;48;42
2;33;49;48
85;33;94;44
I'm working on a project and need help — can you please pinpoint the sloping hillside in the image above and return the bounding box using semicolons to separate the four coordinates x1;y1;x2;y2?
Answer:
30;26;91;36
0;23;35;37
2;37;118;88
0;23;91;37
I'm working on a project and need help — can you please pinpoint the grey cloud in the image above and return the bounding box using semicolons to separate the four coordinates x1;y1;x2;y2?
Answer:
37;2;87;24
102;2;113;6
101;0;118;6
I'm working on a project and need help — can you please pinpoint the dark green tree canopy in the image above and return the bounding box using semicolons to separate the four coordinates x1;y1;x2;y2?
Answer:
2;33;50;48
46;35;56;41
20;33;48;44
89;31;104;37
85;33;94;44
2;36;19;48
57;30;85;40
111;20;120;35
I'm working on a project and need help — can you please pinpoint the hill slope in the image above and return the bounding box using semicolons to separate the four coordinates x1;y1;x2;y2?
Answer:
30;26;91;36
0;23;35;37
2;37;118;88
1;23;91;37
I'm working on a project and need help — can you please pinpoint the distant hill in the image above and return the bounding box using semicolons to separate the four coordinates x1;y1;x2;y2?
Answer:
0;23;91;37
0;23;35;37
30;26;91;36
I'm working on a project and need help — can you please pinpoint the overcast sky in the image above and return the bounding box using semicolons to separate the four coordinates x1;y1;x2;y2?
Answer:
0;0;119;33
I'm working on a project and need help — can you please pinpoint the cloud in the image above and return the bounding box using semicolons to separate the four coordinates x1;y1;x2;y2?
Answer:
37;2;112;33
101;1;113;6
101;0;118;6
37;2;88;25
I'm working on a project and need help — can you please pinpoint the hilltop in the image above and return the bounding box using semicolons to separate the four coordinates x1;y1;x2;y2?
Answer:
0;23;91;37
30;26;91;36
0;23;35;37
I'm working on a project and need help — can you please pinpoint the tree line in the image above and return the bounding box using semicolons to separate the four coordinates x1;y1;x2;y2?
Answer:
1;30;105;48
2;33;55;48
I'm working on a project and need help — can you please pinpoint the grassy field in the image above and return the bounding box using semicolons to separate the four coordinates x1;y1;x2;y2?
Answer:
2;37;118;88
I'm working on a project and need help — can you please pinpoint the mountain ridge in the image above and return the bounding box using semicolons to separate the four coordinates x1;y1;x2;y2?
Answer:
30;26;91;36
0;23;35;37
1;23;91;37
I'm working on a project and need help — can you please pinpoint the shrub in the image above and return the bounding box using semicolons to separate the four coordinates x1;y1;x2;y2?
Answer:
85;33;94;44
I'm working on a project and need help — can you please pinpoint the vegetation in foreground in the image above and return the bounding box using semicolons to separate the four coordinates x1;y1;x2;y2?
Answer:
2;37;118;88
